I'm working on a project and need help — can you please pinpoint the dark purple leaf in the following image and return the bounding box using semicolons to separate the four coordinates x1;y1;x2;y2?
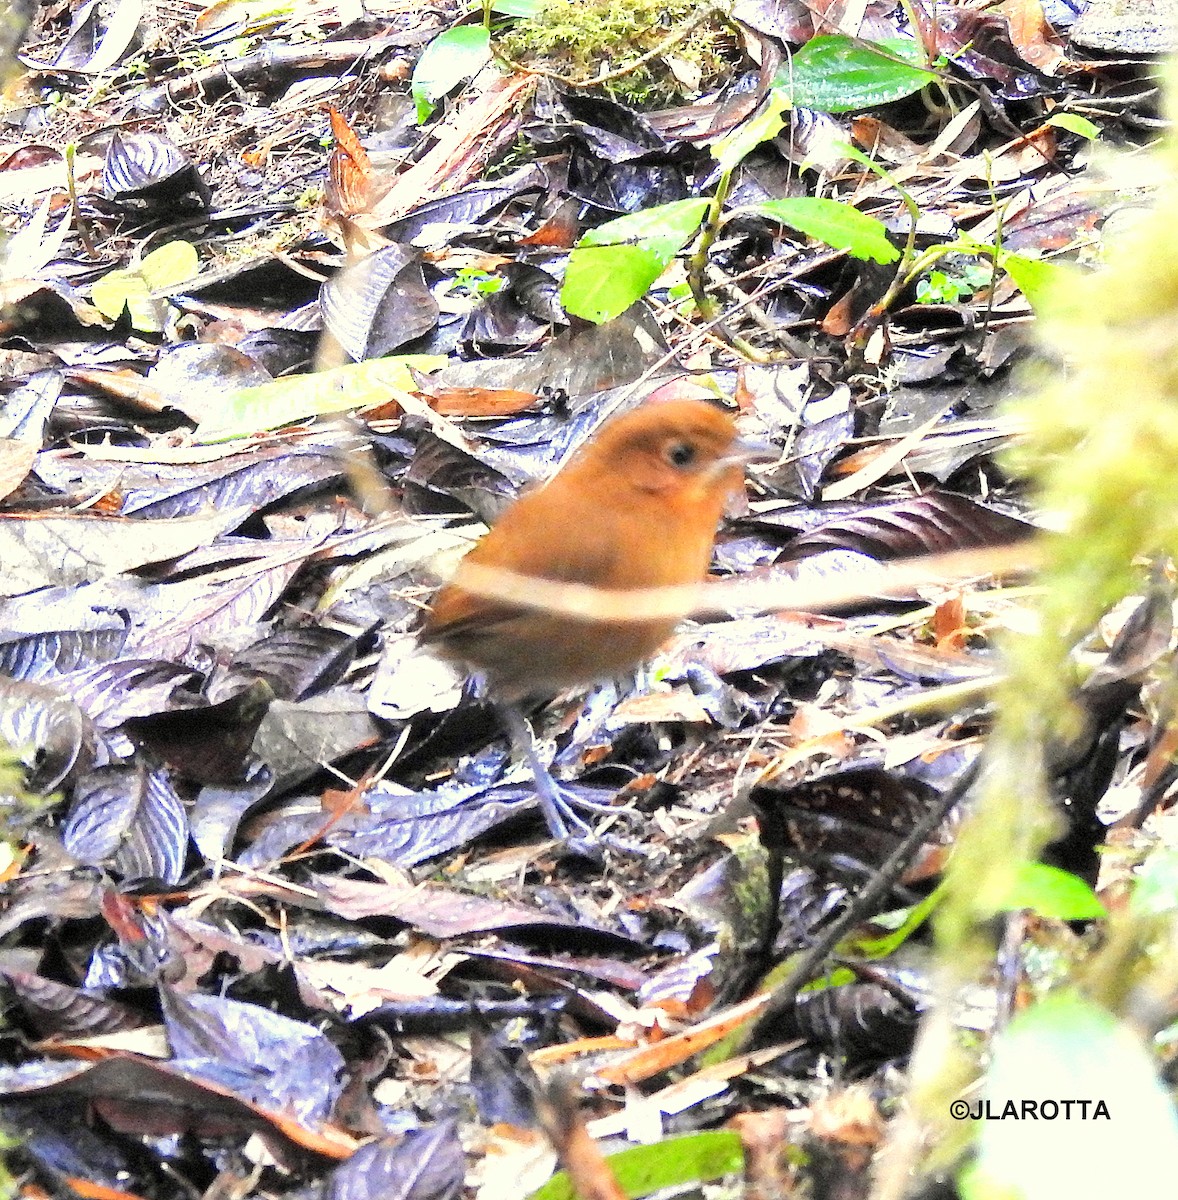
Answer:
35;440;341;520
384;161;548;243
783;492;1034;561
0;370;62;443
328;1124;464;1200
103;131;211;207
44;0;102;69
0;1100;147;1195
121;678;273;785
321;245;439;361
190;762;274;863
0;675;92;791
934;8;1059;98
126;557;304;661
314;873;638;946
0;619;129;682
64;765;189;884
0;1056;276;1143
0;969;149;1037
145;343;272;424
63;658;203;728
160;987;346;1127
218;626;360;702
251;687;382;796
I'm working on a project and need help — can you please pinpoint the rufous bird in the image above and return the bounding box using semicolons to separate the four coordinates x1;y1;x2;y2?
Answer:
420;399;761;852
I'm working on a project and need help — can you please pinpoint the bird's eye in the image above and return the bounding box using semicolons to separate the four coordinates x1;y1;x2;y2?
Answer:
665;441;697;469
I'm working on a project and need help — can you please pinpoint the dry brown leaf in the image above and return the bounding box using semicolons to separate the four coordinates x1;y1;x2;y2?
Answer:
366;72;536;226
0;437;36;502
326;105;376;217
996;0;1068;73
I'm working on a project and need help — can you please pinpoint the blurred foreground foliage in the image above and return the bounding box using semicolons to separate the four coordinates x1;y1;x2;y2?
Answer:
900;58;1178;1200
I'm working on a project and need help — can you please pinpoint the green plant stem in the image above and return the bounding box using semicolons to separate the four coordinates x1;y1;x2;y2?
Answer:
686;178;726;327
684;169;776;362
845;155;921;348
689;169;821;363
64;144;97;259
895;0;935;67
974;152;1004;352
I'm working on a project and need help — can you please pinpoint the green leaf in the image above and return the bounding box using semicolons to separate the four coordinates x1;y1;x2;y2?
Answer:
90;240;199;332
561;244;669;323
91;269;162;331
483;0;542;13
579;197;710;254
1000;251;1070;313
138;240;199;289
800;966;857;991
411;24;491;122
194;354;447;443
709;91;788;176
527;1130;743;1200
850;884;945;957
774;35;937;113
1045;112;1100;140
564;198;709;322
990;862;1106;920
973;992;1178;1200
753;196;899;263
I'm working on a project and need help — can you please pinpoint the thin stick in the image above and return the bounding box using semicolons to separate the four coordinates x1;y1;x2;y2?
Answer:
447;541;1042;624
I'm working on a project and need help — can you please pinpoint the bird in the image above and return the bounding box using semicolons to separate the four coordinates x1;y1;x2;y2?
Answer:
420;398;760;852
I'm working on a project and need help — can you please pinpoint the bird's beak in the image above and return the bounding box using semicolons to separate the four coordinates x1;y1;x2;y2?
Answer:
726;435;779;466
702;435;778;486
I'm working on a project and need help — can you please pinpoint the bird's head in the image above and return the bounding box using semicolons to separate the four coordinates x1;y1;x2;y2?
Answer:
582;399;770;497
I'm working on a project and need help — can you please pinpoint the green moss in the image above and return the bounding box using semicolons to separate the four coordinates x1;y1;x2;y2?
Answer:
494;0;735;107
729;834;770;928
926;67;1178;949
906;61;1178;1174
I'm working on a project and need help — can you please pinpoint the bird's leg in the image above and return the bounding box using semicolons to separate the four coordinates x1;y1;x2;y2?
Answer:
499;703;621;849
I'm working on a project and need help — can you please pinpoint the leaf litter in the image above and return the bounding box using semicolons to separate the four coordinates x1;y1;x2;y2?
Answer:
0;0;1174;1197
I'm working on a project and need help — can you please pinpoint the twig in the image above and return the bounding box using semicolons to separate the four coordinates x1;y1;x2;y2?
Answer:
447;542;1042;624
747;757;982;1041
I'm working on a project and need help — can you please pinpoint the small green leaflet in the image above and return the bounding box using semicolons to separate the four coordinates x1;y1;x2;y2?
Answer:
411;24;491;123
774;35;938;113
1045;112;1100;140
478;0;542;13
1001;251;1069;314
578;197;711;256
527;1130;743;1200
563;197;709;323
709;91;788;176
561;244;668;324
990;862;1106;921
753;197;898;263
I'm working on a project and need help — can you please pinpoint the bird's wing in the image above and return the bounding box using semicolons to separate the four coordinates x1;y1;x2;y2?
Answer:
419;478;628;650
462;475;630;587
